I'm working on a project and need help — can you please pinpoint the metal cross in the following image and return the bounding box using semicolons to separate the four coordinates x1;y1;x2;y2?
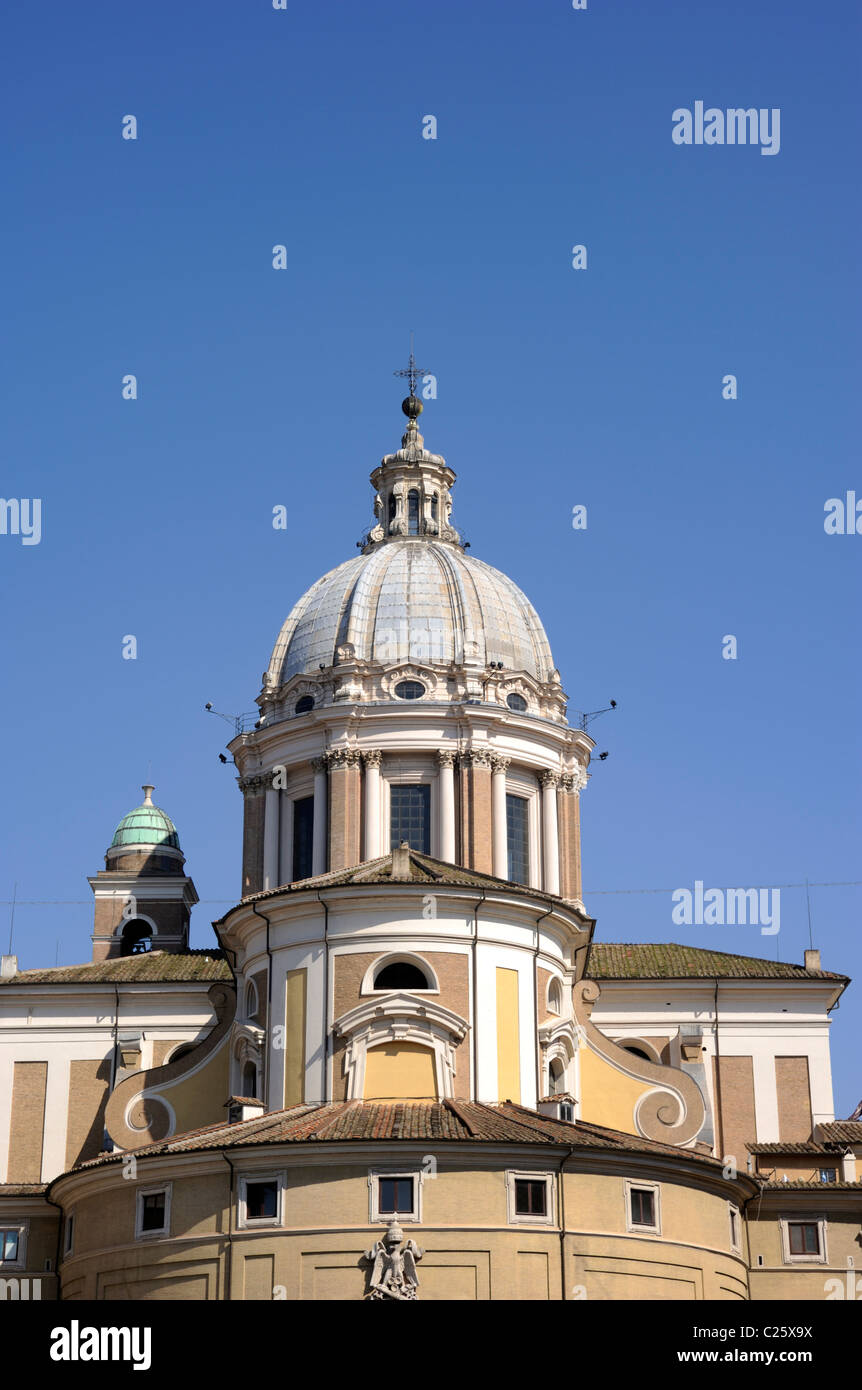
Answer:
393;333;428;397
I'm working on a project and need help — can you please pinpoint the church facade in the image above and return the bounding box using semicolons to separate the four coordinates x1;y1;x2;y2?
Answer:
1;386;859;1301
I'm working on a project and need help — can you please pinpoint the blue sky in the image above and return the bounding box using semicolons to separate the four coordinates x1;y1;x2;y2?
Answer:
1;0;859;1114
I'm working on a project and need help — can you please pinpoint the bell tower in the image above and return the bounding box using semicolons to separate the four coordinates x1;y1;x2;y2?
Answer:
88;785;199;962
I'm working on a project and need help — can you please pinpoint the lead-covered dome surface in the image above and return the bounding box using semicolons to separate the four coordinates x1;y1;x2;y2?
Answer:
267;540;555;686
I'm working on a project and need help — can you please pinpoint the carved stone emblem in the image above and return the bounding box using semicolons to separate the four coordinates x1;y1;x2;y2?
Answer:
364;1220;423;1301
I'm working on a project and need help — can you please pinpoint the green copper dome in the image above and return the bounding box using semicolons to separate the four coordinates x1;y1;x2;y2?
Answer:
110;785;181;850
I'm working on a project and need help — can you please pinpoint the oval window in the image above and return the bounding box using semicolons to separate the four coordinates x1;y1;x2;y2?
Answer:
506;692;528;712
395;680;425;700
295;695;314;714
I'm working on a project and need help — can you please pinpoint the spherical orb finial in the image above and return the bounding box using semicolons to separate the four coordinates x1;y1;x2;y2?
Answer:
402;394;423;420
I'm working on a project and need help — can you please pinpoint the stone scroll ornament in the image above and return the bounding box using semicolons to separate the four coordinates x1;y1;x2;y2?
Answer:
572;980;707;1147
364;1221;424;1301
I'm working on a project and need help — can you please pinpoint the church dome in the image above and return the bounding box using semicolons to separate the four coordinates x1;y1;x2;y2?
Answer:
110;786;181;851
267;541;555;685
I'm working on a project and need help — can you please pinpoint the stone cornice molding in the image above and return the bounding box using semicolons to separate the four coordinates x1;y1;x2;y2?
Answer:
573;981;707;1147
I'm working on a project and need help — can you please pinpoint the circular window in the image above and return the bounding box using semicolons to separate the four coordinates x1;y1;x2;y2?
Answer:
295;695;314;714
506;693;528;712
394;680;425;700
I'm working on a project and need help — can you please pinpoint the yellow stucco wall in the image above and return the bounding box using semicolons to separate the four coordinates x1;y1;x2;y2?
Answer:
579;1039;651;1135
496;967;520;1103
363;1042;437;1100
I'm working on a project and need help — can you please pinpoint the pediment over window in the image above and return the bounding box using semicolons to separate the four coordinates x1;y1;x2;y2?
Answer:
334;993;469;1101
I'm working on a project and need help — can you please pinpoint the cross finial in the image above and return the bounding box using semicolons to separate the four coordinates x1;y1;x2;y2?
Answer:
393;332;428;398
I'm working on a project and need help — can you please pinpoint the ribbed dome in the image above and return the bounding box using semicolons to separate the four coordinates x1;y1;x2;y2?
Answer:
110;786;181;850
267;540;555;685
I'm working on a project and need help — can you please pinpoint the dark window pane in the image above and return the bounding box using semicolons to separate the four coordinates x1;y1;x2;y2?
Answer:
631;1188;655;1226
819;1168;836;1183
141;1192;166;1232
293;796;314;880
789;1222;820;1255
390;785;430;853
374;962;429;990
379;1177;414;1214
2;1230;19;1261
295;695;314;714
506;693;527;712
407;490;420;535
514;1179;547;1216
394;680;425;700
506;794;530;885
246;1181;278;1220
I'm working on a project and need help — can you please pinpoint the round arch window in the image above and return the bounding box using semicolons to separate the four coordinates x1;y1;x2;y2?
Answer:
622;1044;653;1062
295;695;314;715
506;692;528;712
374;961;431;990
394;680;425;701
120;920;153;956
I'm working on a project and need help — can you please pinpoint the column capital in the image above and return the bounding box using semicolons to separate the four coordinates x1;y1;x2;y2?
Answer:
490;754;510;774
560;765;588;794
436;749;456;768
362;749;383;768
460;748;492;769
311;756;329;773
328;748;362;769
539;769;560;790
238;773;269;795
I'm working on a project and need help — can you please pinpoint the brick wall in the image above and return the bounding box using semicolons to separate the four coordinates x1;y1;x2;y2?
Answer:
8;1061;48;1182
775;1057;813;1142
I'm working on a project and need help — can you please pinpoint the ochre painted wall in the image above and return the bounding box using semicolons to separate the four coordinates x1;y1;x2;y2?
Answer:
363;1042;437;1100
496;968;520;1103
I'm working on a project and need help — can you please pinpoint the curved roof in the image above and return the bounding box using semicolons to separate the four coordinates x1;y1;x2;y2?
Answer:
267;540;555;686
110;786;181;851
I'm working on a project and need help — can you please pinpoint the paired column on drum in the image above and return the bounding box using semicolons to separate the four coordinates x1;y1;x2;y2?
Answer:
311;757;328;875
263;782;280;892
363;750;382;860
540;770;561;897
436;750;456;863
490;755;510;878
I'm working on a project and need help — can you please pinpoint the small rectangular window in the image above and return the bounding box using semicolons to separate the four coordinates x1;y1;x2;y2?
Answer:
378;1176;415;1216
245;1180;279;1221
140;1192;166;1232
788;1221;821;1256
630;1187;655;1227
729;1206;740;1251
1;1229;20;1263
819;1167;837;1184
514;1178;547;1217
63;1216;75;1257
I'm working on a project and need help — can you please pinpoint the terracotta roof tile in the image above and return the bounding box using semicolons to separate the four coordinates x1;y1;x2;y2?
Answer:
586;943;847;982
0;950;232;986
816;1122;862;1145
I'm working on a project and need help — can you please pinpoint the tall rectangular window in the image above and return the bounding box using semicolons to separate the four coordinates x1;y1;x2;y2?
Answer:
292;796;314;880
506;794;530;884
390;785;430;853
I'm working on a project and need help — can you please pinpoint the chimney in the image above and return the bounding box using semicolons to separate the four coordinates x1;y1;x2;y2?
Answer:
391;842;412;880
804;948;821;973
1;955;18;979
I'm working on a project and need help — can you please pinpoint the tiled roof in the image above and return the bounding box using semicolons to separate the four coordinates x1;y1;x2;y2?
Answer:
69;1100;727;1173
747;1142;838;1155
0;950;232;986
816;1122;862;1145
219;848;585;923
586;943;847;983
760;1180;862;1190
0;1184;47;1196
